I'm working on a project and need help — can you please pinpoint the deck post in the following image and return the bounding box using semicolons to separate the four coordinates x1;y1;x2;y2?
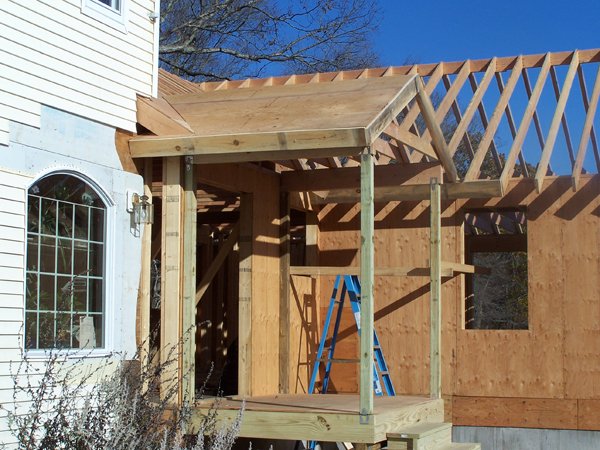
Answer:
138;158;152;378
238;193;253;396
182;156;197;402
360;147;375;421
279;192;290;394
429;178;442;399
161;156;183;402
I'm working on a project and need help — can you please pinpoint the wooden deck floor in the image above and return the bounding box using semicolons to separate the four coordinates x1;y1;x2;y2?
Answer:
192;394;443;443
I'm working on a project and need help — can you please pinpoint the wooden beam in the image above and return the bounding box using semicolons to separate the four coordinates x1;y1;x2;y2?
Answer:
572;64;600;190
429;178;442;400
465;56;524;181
136;96;194;136
467;74;503;173
495;72;529;177
522;68;549;159
289;265;458;277
550;66;577;168
137;158;153;378
535;51;580;192
306;179;503;204
359;149;375;420
195;223;240;306
447;58;497;157
161;157;183;403
415;78;459;182
281;162;441;192
279;193;291;394
182;156;197;402
129;128;368;160
365;75;419;142
382;122;438;159
577;65;600;172
499;53;552;191
238;193;253;397
398;63;444;134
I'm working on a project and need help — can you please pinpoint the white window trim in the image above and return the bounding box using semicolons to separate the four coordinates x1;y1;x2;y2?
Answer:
81;0;129;34
24;170;116;360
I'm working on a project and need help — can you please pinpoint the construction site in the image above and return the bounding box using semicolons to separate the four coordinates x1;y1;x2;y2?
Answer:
124;48;600;450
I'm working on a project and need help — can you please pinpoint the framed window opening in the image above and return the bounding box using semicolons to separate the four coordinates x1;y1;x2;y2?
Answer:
25;172;112;353
81;0;128;33
464;209;528;330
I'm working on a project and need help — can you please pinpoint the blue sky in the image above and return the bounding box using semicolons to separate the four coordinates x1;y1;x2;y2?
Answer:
375;0;600;66
373;0;600;175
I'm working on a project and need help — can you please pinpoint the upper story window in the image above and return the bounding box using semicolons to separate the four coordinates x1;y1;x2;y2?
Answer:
81;0;128;33
464;209;528;330
25;174;106;350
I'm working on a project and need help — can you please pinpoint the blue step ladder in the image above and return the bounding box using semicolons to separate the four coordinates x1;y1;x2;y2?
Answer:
308;274;396;396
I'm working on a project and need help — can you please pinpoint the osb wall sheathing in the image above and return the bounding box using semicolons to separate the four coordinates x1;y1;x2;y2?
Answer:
312;174;600;429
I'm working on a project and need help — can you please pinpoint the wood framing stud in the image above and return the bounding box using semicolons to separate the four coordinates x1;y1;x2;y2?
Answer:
161;157;183;403
360;148;375;420
238;193;253;397
182;155;197;402
429;178;442;400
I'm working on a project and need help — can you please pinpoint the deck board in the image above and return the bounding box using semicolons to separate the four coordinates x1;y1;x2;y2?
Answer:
192;394;443;443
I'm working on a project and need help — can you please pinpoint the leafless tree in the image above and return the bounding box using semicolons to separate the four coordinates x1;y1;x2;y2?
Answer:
159;0;381;81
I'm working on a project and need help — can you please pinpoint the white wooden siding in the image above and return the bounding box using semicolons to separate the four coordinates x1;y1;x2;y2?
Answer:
0;0;158;140
0;169;29;447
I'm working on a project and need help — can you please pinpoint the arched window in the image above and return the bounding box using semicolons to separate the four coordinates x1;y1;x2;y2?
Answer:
25;174;107;350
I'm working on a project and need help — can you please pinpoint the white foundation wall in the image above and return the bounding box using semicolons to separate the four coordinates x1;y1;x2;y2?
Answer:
0;0;159;145
0;106;143;447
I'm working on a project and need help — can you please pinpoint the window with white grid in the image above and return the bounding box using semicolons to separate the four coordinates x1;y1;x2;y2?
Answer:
25;174;106;350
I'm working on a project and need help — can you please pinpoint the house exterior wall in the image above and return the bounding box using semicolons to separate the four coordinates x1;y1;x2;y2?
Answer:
0;0;158;445
0;106;144;447
0;0;159;145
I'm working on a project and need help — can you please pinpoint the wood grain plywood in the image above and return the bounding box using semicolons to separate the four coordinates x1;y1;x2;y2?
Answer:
166;76;416;134
452;396;578;429
562;176;600;399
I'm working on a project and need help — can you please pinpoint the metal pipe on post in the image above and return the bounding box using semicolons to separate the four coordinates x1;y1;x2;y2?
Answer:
429;178;442;399
359;147;375;423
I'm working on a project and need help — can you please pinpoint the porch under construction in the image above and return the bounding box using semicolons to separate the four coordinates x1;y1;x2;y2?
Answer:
126;48;600;448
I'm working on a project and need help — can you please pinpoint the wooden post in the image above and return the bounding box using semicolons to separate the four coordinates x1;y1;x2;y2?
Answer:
279;192;290;394
161;157;183;402
182;156;197;402
429;178;442;400
238;193;253;397
360;148;374;422
138;158;153;367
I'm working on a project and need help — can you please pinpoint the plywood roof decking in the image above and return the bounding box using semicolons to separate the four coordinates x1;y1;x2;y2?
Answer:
130;75;419;161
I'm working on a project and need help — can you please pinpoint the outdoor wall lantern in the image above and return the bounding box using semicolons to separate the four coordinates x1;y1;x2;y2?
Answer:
131;193;154;225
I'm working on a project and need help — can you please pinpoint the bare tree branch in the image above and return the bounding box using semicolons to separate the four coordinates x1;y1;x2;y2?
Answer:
159;0;381;81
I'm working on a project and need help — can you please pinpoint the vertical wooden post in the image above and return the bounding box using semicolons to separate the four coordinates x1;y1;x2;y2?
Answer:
138;158;153;365
429;178;442;400
279;192;290;394
161;157;183;402
360;148;374;422
182;157;197;401
238;193;253;397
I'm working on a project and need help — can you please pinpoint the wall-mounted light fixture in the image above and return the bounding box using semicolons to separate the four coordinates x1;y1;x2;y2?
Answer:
131;193;154;225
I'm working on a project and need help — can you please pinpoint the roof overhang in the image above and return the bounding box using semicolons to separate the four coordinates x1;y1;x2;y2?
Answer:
129;75;419;162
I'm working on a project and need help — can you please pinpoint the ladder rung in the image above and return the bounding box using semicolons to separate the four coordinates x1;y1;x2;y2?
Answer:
317;358;360;363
